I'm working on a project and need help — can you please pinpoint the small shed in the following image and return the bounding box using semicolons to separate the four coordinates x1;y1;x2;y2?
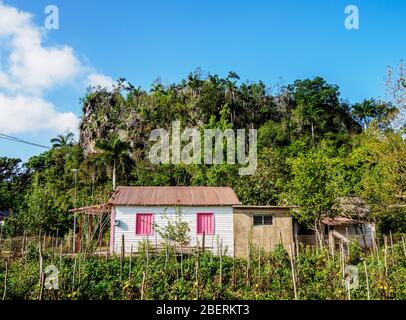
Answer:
233;205;293;257
322;216;375;248
294;197;375;248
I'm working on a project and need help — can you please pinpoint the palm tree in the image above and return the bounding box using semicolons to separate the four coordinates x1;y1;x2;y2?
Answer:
50;132;75;148
225;77;239;124
114;78;127;92
127;83;143;109
187;72;203;98
151;82;165;95
352;99;375;130
95;136;132;190
304;104;323;142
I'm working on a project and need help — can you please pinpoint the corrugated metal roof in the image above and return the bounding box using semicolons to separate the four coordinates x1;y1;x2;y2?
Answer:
108;186;241;206
321;217;364;226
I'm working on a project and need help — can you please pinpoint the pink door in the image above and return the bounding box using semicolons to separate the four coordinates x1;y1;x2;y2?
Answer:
136;214;153;235
197;213;214;235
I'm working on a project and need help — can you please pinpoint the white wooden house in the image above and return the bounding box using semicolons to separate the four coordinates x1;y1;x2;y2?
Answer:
70;186;294;257
108;186;241;255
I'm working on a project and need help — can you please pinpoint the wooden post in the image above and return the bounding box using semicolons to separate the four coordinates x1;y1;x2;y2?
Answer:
72;255;77;294
140;272;146;300
389;231;394;265
402;236;406;259
38;238;44;300
202;232;205;253
146;238;150;269
375;238;381;276
384;236;388;277
340;240;345;278
89;215;93;240
364;261;370;300
77;213;83;253
120;234;125;282
180;242;183;280
2;262;7;300
371;230;376;255
129;245;133;282
295;234;300;259
0;225;3;256
232;249;236;289
155;232;158;256
289;244;298;300
211;237;214;259
55;228;59;249
121;234;125;259
258;245;261;278
219;240;223;285
174;243;179;281
21;231;26;255
164;238;168;269
59;243;63;270
98;219;103;257
246;242;251;286
195;245;200;300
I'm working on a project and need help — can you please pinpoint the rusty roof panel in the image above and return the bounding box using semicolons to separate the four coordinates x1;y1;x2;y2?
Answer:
108;186;241;206
321;217;364;226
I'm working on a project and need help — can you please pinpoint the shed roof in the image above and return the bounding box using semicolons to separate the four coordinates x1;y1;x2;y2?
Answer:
321;216;366;226
108;186;241;206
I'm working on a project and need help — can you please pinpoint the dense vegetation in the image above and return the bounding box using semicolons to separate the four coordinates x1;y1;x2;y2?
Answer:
0;66;405;236
1;239;406;300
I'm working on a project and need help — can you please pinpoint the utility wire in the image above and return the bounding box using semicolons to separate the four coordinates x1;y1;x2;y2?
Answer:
0;133;51;149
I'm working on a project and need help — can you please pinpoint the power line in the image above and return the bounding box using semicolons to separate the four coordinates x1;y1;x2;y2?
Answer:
0;133;51;149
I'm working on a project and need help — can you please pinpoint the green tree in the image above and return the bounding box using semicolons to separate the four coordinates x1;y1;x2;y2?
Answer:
0;157;23;211
283;145;347;231
287;77;353;143
50;132;75;148
352;129;406;233
352;99;398;130
95;136;133;190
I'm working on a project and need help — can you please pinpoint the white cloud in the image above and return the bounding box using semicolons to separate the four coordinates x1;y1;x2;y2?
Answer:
87;73;115;90
0;4;82;95
0;3;112;135
0;93;79;134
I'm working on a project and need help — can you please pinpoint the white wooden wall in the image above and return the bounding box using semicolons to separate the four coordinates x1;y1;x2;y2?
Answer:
112;205;234;256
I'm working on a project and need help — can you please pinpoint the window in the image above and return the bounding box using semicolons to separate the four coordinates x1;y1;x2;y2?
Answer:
136;214;153;235
197;213;214;235
253;215;273;226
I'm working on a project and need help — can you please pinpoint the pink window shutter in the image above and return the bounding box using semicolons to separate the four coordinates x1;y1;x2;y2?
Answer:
136;214;153;235
197;213;214;235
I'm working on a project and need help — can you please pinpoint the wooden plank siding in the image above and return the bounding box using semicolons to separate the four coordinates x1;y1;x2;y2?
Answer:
112;205;234;256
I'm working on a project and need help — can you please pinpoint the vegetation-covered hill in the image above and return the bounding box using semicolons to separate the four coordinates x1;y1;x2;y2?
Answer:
1;69;405;236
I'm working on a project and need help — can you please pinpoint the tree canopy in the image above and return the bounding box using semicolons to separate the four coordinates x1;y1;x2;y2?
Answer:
1;70;405;236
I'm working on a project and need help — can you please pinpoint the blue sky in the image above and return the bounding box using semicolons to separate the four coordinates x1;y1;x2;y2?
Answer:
0;0;405;161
